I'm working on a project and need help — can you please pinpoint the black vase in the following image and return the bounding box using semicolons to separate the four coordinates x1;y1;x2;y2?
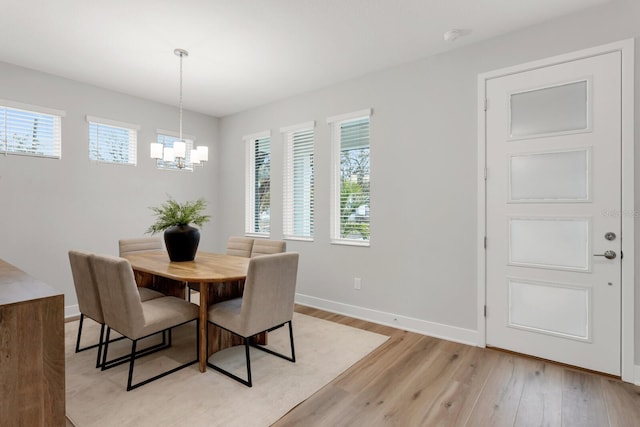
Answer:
163;225;200;262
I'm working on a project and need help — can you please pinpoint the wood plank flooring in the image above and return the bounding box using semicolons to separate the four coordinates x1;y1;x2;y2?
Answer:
273;305;640;427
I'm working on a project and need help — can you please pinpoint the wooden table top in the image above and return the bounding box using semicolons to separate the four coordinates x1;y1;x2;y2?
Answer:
121;251;250;283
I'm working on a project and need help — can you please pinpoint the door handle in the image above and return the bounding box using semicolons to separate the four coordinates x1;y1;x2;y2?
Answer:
593;250;616;260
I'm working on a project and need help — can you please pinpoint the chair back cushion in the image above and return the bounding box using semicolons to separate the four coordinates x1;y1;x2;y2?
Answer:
250;239;286;257
118;237;163;256
240;252;299;336
68;250;103;323
225;236;254;258
90;254;145;338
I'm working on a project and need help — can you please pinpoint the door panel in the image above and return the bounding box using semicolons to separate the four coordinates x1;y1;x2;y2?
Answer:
509;79;589;138
508;217;590;271
485;51;621;375
508;278;590;341
509;149;590;202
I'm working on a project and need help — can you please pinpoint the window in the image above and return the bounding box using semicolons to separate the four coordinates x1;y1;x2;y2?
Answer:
87;116;138;165
154;130;196;171
244;131;271;236
0;100;65;159
328;109;371;245
281;122;314;240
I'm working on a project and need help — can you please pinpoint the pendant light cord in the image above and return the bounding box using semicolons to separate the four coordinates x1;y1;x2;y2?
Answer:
172;48;188;169
174;48;188;141
179;51;183;141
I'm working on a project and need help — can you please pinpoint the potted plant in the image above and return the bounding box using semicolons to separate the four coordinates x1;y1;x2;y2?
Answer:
146;197;210;262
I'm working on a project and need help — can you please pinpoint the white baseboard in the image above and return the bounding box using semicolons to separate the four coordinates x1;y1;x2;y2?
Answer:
65;304;80;320
294;293;479;347
635;365;640;386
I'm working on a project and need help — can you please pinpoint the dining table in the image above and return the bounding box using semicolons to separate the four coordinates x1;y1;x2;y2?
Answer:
121;251;251;372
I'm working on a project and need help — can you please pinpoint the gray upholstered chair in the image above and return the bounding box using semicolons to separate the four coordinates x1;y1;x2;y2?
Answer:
250;239;286;257
68;250;163;368
118;236;163;256
206;252;299;387
188;236;254;301
226;236;255;257
90;253;199;391
119;236;179;297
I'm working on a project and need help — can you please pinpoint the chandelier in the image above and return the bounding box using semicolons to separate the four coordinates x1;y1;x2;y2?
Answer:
150;48;208;169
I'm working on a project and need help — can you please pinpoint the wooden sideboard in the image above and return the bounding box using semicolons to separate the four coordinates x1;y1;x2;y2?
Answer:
0;259;65;426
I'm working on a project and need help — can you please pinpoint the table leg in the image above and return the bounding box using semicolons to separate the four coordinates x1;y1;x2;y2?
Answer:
198;281;208;372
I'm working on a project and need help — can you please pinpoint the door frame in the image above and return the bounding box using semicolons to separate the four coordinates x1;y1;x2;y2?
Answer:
476;39;635;382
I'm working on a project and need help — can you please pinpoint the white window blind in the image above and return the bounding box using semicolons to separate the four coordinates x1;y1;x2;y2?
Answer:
87;116;138;165
328;109;371;245
282;122;314;240
244;132;271;236
155;131;195;171
0;101;64;159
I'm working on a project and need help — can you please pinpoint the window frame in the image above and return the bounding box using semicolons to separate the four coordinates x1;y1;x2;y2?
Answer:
281;121;315;241
86;115;139;166
327;109;372;247
244;131;272;237
0;99;65;159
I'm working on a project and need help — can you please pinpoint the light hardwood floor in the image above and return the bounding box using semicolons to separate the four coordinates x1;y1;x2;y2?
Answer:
67;305;640;426
273;305;640;427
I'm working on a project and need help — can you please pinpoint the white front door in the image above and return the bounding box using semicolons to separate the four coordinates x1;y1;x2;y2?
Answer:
485;51;622;375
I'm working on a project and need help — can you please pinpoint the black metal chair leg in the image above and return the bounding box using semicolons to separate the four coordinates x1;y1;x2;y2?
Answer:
244;338;252;387
75;313;85;353
206;327;252;387
206;320;297;387
75;315;125;369
288;321;296;363
251;321;296;363
101;331;172;371
126;340;138;391
95;323;106;368
121;320;199;391
101;327;112;370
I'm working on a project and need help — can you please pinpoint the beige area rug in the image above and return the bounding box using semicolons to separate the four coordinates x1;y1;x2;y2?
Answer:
65;312;388;427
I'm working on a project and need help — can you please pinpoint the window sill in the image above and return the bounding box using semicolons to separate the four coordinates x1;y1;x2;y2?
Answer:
330;239;370;247
284;236;314;242
245;232;270;238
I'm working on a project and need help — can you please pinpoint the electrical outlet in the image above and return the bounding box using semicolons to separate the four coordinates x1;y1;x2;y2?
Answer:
354;277;361;290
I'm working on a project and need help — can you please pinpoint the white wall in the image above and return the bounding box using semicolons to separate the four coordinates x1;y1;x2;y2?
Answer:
0;62;220;313
218;0;640;360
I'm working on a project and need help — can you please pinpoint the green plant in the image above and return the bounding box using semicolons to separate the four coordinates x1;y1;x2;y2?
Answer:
146;197;210;234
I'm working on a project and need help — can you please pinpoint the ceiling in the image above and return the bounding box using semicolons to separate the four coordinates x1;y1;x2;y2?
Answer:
0;0;611;117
